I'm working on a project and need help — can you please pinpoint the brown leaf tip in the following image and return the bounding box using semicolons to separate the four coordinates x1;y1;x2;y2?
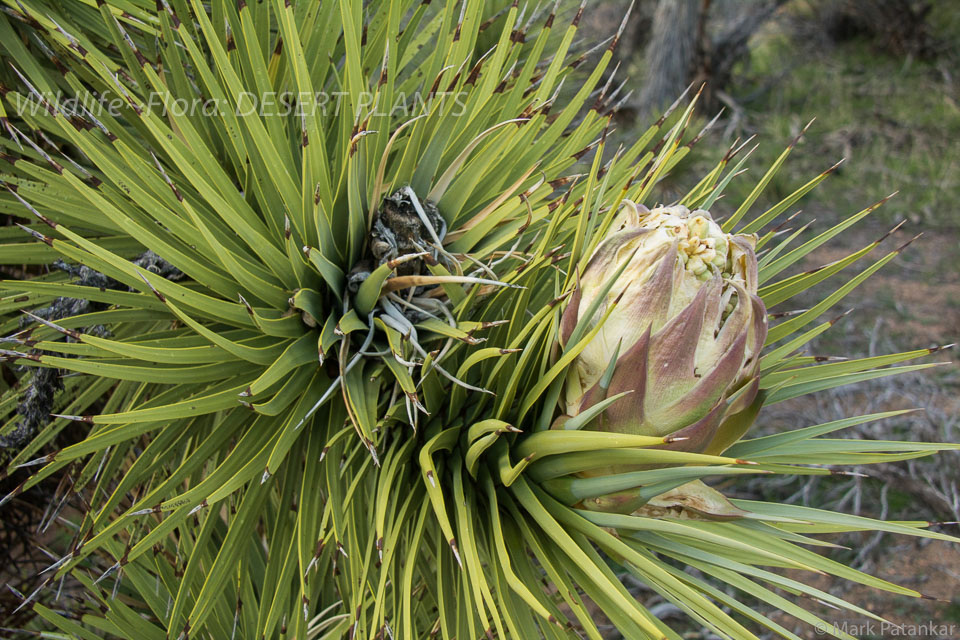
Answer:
50;413;94;423
572;2;585;27
895;233;923;253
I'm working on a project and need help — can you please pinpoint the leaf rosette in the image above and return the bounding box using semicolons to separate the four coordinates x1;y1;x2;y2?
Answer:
0;1;955;639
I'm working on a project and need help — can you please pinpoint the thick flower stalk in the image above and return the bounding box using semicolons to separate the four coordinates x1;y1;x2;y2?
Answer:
560;202;768;461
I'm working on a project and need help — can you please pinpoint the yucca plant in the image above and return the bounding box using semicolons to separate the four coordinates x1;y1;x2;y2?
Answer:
0;1;955;638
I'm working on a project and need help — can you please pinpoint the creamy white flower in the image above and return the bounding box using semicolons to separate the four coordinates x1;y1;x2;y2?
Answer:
559;201;766;453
